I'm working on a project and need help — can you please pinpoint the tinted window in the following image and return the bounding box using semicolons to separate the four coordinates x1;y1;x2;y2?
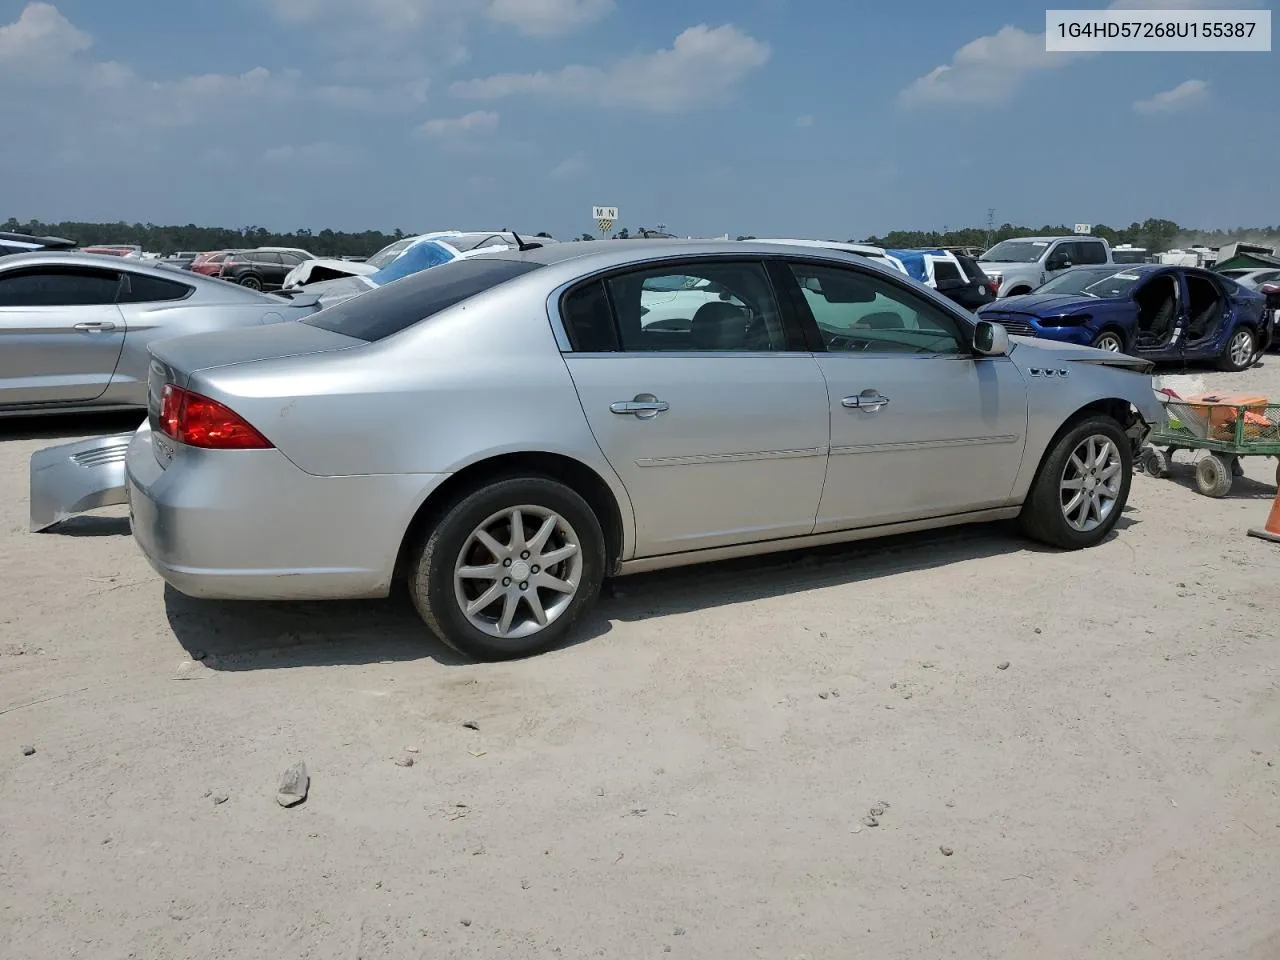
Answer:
932;260;963;284
254;251;282;265
0;268;120;306
1076;241;1108;265
560;280;619;352
957;255;986;282
279;253;306;266
117;272;193;303
303;257;542;341
982;240;1049;263
605;261;786;352
789;263;965;355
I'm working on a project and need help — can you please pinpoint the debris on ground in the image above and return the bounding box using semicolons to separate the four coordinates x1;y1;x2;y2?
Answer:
211;792;229;805
940;845;954;857
462;721;480;730
21;745;35;756
276;761;309;808
997;661;1011;671
394;753;415;767
862;815;880;828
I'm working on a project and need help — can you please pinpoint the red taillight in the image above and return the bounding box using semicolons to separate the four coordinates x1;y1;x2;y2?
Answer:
1261;283;1279;295
159;384;273;450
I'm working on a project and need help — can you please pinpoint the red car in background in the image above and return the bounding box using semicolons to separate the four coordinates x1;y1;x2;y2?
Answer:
189;249;246;276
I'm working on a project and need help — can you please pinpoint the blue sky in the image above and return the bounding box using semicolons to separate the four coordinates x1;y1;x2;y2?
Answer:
0;0;1275;239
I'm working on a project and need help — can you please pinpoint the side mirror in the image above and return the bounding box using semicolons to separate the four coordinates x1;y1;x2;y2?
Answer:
973;320;1010;357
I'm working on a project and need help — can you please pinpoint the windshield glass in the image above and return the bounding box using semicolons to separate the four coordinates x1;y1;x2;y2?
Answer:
303;257;543;341
982;240;1048;263
1037;268;1142;298
365;238;416;269
369;240;457;286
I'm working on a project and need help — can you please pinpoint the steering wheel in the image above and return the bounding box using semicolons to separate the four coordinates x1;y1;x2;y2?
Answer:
826;333;872;351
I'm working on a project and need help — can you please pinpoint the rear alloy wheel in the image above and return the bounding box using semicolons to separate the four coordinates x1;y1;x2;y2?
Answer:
1018;416;1132;549
410;477;605;661
1220;327;1255;372
239;274;263;291
1092;331;1124;353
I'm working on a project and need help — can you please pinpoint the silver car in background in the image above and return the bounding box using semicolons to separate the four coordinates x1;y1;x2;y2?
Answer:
0;251;320;417
118;240;1162;661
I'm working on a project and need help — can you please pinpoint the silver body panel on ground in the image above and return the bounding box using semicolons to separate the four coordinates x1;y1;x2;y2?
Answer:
0;251;319;418
27;240;1160;601
29;431;135;531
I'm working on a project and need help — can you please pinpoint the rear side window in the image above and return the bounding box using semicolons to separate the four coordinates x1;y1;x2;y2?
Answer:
118;272;193;303
932;260;963;284
303;257;543;341
561;279;619;351
1076;242;1108;265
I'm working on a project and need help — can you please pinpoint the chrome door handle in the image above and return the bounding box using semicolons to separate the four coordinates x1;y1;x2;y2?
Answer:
73;321;116;332
842;392;890;410
610;396;669;419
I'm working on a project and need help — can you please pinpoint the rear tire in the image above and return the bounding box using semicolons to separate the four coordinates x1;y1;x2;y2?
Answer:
239;274;263;291
1018;416;1132;549
1138;445;1169;478
1218;327;1255;372
408;477;606;661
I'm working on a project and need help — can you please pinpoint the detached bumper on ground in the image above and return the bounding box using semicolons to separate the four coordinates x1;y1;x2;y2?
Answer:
29;432;135;532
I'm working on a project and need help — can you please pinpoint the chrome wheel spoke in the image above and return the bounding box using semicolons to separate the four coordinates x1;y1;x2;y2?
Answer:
475;529;506;560
536;572;575;595
1069;453;1088;475
526;589;549;627
466;581;503;616
497;591;520;635
1061;477;1085;491
528;516;556;553
540;543;579;566
508;508;527;552
458;563;502;581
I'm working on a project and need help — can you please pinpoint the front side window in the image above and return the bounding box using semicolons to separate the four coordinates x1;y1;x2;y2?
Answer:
982;240;1049;263
788;263;965;355
0;267;121;307
604;261;787;352
1076;242;1108;265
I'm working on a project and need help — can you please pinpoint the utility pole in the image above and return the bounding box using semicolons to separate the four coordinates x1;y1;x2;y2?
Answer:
986;208;996;249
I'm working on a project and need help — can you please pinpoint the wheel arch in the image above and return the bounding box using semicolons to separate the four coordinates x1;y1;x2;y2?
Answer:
393;451;629;582
1017;397;1144;503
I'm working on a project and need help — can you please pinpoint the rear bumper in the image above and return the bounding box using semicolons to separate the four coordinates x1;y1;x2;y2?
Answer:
29;431;135;532
126;422;447;601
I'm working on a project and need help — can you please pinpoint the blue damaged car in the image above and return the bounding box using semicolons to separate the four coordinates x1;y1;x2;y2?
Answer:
977;264;1272;372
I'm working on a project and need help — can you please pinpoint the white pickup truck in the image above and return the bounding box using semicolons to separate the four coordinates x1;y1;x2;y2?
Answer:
979;236;1113;297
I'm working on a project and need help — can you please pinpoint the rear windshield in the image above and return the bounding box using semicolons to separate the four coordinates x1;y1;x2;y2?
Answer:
302;256;542;341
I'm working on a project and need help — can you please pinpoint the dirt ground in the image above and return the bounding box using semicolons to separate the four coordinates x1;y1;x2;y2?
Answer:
3;361;1280;960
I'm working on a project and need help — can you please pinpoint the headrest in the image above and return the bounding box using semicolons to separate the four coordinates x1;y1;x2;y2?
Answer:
691;301;747;350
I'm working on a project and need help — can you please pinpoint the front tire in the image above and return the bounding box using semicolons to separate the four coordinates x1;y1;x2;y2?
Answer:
1092;330;1125;353
1018;416;1132;549
409;477;606;661
1219;327;1256;372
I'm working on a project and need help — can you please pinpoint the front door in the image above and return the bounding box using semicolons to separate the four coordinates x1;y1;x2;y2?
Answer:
779;260;1028;532
0;265;126;405
559;259;830;558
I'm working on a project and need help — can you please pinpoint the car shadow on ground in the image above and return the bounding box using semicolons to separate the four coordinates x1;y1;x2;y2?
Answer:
164;516;1136;671
0;411;144;443
50;514;132;537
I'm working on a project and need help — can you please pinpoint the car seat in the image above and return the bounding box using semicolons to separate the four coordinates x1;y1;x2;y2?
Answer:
690;302;749;350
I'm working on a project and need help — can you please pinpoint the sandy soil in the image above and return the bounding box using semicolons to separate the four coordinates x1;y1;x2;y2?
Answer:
2;360;1280;960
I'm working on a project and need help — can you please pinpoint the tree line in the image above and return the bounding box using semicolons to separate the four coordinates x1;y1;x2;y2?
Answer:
6;216;1278;257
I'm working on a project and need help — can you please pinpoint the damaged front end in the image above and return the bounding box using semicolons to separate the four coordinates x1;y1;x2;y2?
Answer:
29;431;136;532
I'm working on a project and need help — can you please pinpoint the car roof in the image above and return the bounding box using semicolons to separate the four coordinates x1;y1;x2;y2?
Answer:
0;250;278;292
751;238;888;256
464;238;917;282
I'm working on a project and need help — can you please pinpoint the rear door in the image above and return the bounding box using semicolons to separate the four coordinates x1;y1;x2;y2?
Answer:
559;258;831;558
0;265;127;405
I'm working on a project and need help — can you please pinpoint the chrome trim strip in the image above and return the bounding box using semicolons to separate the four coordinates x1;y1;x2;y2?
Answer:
636;446;827;468
615;507;1021;576
830;435;1020;456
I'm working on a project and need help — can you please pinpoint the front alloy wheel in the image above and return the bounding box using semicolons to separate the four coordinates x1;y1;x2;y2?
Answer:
1092;331;1124;353
1059;436;1122;533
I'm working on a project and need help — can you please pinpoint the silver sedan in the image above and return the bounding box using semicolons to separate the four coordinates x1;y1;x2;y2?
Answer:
0;251;319;417
114;240;1162;660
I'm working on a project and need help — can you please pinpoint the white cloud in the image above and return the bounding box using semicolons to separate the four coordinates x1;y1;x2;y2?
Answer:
262;141;367;165
550;152;589;179
486;0;613;37
795;114;814;128
898;25;1084;107
450;24;770;112
1133;79;1209;114
0;1;89;64
416;109;500;139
